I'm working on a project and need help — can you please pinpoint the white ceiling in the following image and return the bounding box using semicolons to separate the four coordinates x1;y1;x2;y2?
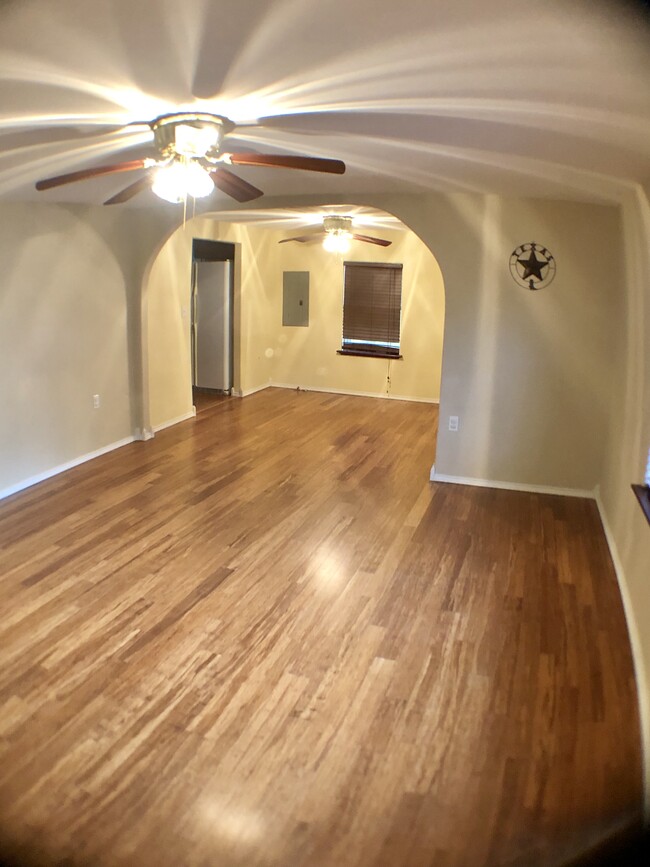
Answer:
0;0;649;209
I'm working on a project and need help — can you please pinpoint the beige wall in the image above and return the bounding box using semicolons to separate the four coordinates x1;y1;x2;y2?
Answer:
432;196;621;491
0;202;174;495
145;218;280;430
271;227;444;401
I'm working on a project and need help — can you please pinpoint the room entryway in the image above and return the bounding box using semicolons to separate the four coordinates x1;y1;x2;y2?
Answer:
191;238;235;403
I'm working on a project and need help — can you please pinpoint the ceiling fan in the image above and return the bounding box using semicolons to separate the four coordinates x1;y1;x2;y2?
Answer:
280;215;392;253
34;112;346;205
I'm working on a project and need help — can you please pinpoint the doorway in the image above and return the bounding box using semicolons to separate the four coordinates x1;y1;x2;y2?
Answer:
191;238;235;413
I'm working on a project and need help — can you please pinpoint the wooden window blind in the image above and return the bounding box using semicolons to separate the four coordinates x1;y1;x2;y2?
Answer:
341;262;403;358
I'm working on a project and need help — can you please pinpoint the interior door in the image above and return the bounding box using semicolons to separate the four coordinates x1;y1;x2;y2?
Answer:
192;260;232;392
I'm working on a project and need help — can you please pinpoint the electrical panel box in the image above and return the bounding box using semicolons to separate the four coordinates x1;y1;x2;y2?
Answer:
282;271;310;327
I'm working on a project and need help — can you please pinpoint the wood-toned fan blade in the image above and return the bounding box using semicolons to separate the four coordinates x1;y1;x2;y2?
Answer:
228;153;345;174
352;233;392;247
210;167;263;202
104;176;152;205
278;233;324;244
35;159;147;191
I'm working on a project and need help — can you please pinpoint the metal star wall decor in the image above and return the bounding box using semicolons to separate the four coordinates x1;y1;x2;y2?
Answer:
509;242;556;290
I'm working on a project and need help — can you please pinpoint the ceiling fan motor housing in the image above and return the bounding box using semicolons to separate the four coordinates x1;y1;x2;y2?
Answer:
150;113;235;160
323;215;353;234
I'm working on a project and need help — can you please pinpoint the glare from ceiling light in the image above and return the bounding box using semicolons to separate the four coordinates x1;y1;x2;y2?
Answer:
323;231;351;254
175;123;221;158
151;160;214;203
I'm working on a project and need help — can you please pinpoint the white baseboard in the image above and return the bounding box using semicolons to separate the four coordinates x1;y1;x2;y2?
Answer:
595;488;650;819
431;471;595;500
0;435;135;502
152;408;196;433
232;383;271;398
270;382;439;404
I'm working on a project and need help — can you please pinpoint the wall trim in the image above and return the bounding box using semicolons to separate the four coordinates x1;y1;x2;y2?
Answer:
0;435;136;502
595;488;650;820
230;382;439;404
232;383;271;398
153;408;197;433
431;471;595;500
270;382;440;404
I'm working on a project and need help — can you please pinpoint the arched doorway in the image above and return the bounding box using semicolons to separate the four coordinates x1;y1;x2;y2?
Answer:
141;204;446;469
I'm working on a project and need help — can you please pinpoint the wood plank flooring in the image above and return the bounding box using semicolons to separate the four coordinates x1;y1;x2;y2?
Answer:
0;388;642;867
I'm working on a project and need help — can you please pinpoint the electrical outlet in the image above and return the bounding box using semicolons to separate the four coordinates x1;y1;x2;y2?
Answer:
448;415;459;432
93;394;100;409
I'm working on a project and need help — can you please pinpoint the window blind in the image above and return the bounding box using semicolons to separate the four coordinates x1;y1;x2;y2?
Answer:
341;262;403;357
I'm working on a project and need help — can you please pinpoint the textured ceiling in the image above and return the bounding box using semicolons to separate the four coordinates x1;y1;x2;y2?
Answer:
0;0;648;209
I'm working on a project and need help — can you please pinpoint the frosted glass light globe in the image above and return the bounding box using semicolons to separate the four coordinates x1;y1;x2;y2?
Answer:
183;161;215;198
323;232;351;254
152;161;214;203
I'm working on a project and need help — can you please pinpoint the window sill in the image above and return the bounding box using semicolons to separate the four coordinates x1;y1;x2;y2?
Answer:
632;484;650;526
337;349;403;360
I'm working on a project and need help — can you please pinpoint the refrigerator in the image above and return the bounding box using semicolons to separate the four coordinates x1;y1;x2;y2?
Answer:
191;260;233;393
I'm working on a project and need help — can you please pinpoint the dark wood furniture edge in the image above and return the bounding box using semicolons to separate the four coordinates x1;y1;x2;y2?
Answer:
631;484;650;526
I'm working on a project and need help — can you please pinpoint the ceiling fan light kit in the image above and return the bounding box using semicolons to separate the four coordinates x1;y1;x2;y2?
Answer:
34;111;346;206
322;215;353;253
151;159;214;203
150;113;234;159
280;214;392;251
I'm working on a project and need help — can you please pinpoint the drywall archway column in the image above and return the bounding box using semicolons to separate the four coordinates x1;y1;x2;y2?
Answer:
94;207;180;440
42;205;181;443
143;215;278;432
134;214;182;439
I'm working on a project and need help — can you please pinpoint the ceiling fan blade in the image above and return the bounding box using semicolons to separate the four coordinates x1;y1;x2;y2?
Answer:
210;167;264;202
104;175;152;205
352;233;392;247
227;153;345;174
35;159;148;191
278;233;324;244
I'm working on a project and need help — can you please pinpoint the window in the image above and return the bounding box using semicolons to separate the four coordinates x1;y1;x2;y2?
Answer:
339;262;403;358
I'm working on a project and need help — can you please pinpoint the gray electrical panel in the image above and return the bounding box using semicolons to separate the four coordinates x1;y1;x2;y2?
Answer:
282;271;310;327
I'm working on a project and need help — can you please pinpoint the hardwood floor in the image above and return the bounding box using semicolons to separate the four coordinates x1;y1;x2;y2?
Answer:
192;387;230;414
0;388;642;867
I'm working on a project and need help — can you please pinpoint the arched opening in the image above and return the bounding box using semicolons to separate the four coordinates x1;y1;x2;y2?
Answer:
142;204;446;468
